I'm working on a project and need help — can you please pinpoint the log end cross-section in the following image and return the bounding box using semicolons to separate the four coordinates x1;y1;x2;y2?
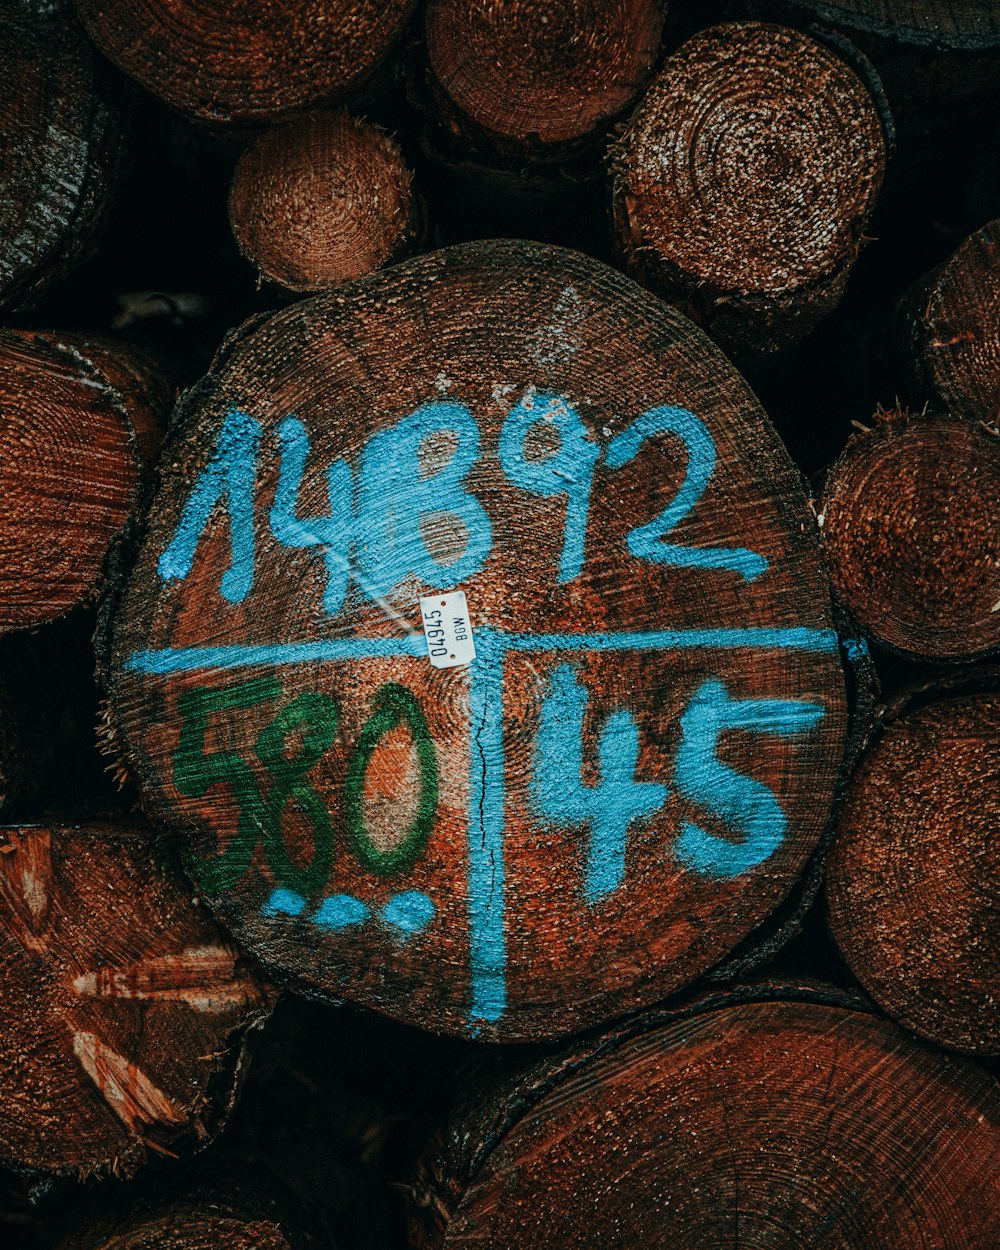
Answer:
110;240;847;1042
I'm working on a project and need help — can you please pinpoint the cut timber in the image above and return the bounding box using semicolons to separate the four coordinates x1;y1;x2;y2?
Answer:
71;0;415;128
0;331;168;635
409;986;1000;1248
109;239;847;1042
827;684;999;1054
422;0;665;161
611;23;887;359
55;1169;321;1250
229;111;419;295
0;823;272;1178
893;219;1000;421
782;0;1000;50
819;409;1000;659
0;0;121;311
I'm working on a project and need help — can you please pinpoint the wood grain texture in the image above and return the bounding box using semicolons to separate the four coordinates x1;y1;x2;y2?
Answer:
611;23;887;360
827;687;999;1054
229;110;419;294
422;0;665;161
0;0;121;311
109;240;847;1041
410;986;1000;1248
0;331;168;636
820;409;1000;659
0;823;272;1178
71;0;416;127
893;218;1000;422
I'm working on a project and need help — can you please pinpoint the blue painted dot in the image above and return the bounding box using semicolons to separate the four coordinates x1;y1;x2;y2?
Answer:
381;890;436;937
263;887;306;917
313;894;371;929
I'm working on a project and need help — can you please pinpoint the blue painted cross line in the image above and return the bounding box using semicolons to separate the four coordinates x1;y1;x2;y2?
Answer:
125;624;836;1031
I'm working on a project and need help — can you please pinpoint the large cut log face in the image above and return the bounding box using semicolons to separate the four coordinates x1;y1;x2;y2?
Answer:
111;243;847;1041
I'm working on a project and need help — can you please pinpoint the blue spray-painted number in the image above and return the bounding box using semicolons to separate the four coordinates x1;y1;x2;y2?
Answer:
354;401;493;597
158;408;259;603
606;405;769;582
673;679;824;877
498;393;600;583
270;416;354;615
158;394;769;609
532;664;668;904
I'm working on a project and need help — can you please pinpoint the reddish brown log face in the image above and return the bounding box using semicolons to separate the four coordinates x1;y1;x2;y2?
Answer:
229;111;418;294
611;23;886;358
423;0;665;156
898;219;1000;421
0;823;272;1178
59;1195;303;1250
0;331;165;636
83;1214;291;1250
785;1;1000;49
415;995;1000;1248
820;411;1000;659
827;691;999;1054
71;0;415;127
0;1;119;311
110;240;846;1041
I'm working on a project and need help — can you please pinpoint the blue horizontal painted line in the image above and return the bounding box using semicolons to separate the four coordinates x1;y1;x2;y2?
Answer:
500;628;839;654
124;626;838;675
124;635;429;673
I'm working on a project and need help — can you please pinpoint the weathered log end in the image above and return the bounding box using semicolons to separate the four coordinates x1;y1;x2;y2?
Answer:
109;240;847;1042
423;0;666;162
71;0;416;127
0;823;273;1178
0;331;168;636
828;688;1000;1054
611;22;887;359
229;110;419;294
0;0;121;311
409;988;1000;1247
820;408;1000;659
894;218;1000;421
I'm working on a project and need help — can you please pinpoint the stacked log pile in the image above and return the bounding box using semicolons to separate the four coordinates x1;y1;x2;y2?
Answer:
1;1;997;1247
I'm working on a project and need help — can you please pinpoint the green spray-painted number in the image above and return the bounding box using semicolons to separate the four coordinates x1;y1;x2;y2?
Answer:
345;683;439;877
174;677;279;892
255;691;338;897
174;678;437;894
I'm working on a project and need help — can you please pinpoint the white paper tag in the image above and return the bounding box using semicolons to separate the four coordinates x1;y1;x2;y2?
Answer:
419;590;476;668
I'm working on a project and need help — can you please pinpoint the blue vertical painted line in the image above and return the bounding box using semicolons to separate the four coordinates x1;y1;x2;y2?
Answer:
466;629;507;1027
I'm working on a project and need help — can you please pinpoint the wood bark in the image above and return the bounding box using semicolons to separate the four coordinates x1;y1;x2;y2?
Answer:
0;0;122;311
421;0;666;164
891;218;1000;421
71;0;416;129
109;239;847;1041
819;407;1000;659
827;673;1000;1054
0;331;169;636
0;822;273;1179
610;22;888;361
229;110;420;295
408;981;1000;1248
779;0;1000;49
